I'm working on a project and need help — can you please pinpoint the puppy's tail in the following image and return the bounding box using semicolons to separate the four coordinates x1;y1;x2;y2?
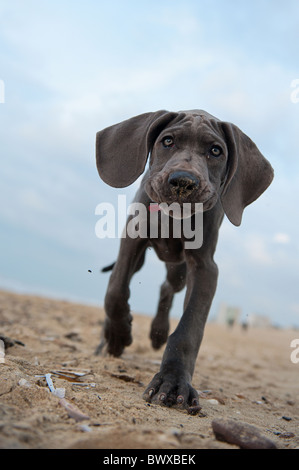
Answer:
101;262;115;273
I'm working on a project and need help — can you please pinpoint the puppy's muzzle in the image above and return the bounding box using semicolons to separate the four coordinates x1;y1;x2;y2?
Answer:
168;171;200;198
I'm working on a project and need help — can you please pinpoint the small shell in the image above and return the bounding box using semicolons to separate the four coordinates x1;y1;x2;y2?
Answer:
59;398;90;422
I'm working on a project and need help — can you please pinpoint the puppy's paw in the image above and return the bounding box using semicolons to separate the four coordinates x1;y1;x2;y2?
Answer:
95;315;132;357
149;318;169;350
143;371;201;414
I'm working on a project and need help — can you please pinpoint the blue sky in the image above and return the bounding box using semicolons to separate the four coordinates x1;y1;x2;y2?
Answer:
0;0;298;327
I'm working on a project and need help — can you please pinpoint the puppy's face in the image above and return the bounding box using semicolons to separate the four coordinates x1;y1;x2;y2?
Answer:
144;115;228;215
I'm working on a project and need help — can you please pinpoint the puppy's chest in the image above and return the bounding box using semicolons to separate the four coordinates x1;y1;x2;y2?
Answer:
149;237;185;263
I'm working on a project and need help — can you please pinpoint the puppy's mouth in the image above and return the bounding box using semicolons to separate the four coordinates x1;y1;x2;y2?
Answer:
157;201;202;220
146;182;217;218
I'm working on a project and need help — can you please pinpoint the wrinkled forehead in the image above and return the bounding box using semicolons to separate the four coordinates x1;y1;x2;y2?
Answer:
159;112;225;145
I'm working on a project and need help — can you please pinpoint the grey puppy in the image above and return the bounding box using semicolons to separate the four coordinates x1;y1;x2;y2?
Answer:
95;110;274;411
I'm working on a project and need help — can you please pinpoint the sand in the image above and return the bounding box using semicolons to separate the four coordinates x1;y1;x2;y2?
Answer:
0;289;298;450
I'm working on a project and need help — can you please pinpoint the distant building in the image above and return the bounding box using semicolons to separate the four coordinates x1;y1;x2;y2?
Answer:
247;314;271;328
216;303;241;327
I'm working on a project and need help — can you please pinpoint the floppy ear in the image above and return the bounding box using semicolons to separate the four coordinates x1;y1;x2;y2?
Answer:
96;110;177;188
220;122;274;226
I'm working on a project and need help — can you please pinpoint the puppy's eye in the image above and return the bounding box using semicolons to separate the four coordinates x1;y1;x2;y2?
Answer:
162;136;174;148
209;145;222;157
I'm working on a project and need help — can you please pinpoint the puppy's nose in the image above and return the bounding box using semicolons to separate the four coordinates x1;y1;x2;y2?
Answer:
168;171;199;196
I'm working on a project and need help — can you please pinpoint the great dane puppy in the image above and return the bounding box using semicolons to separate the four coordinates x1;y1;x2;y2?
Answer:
95;110;274;412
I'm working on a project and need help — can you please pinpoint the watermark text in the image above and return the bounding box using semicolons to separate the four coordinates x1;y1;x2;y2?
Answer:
95;195;203;249
290;339;299;364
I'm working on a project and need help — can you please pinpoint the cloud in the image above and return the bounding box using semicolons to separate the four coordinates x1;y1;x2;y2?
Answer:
245;235;273;266
273;233;291;244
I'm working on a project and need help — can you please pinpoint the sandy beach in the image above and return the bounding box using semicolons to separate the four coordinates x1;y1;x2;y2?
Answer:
0;289;298;449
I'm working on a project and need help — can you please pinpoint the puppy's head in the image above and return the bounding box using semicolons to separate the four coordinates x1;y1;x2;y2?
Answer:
96;110;274;226
144;113;228;214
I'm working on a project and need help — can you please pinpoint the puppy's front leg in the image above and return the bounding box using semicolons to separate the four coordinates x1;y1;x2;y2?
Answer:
96;234;148;357
143;247;218;410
